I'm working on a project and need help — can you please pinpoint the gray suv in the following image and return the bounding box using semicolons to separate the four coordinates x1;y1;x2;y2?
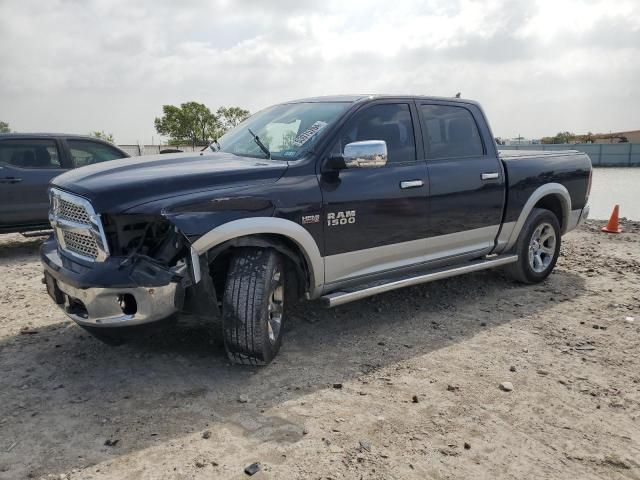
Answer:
0;133;129;234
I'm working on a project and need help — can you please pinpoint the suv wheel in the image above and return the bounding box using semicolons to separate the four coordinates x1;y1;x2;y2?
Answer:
505;208;561;284
222;248;286;365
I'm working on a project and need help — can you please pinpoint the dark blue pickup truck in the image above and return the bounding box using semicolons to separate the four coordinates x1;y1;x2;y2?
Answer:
0;133;128;233
40;95;592;365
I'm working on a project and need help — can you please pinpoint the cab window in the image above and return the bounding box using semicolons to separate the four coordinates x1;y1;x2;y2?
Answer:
420;104;484;159
333;103;416;164
67;139;125;167
0;139;62;168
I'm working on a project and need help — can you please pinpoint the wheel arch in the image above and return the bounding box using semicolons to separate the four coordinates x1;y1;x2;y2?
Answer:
502;183;571;252
191;218;324;298
533;195;565;231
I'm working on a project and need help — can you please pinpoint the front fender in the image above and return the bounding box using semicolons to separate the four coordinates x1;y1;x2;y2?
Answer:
162;195;276;238
191;217;324;297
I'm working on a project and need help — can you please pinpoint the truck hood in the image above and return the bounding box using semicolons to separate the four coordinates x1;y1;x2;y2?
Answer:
51;151;288;213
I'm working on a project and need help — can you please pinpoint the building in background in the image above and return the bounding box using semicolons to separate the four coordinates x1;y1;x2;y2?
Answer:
540;129;639;144
590;129;640;143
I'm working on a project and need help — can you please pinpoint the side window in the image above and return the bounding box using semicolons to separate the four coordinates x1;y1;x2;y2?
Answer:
335;103;416;163
67;140;125;167
0;139;61;169
420;105;483;159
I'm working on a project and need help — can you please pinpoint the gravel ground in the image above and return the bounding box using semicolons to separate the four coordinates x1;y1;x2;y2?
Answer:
0;220;639;480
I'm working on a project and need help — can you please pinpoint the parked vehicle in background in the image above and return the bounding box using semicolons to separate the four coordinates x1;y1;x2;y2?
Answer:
0;134;129;233
39;95;592;365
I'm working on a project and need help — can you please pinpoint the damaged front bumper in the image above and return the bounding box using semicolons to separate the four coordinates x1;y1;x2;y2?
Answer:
40;236;187;328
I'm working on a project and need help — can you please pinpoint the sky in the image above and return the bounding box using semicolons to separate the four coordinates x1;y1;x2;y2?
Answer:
1;0;639;144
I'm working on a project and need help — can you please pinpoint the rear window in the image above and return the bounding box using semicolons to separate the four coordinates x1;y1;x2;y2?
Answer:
67;139;125;167
420;105;484;159
0;139;61;168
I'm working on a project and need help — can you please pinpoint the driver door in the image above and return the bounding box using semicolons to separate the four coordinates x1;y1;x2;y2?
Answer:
318;101;429;285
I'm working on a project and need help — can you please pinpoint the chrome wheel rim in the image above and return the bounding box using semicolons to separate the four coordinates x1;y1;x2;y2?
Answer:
267;269;284;344
528;222;556;273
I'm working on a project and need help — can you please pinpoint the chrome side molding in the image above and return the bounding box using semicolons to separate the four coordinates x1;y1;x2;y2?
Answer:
320;254;518;308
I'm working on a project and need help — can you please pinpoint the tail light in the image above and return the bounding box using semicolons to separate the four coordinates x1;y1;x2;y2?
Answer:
586;169;593;202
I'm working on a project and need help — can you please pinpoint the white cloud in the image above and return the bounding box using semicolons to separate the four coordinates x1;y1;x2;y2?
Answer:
0;0;638;143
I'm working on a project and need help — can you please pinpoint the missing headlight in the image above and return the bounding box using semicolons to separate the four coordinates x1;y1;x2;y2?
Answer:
102;215;187;265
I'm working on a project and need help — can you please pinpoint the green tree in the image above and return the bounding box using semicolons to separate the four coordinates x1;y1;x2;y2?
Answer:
552;131;575;144
543;131;573;144
90;130;114;143
154;102;221;147
216;106;250;132
0;121;10;133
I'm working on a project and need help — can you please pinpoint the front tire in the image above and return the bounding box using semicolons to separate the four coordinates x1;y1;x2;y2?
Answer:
505;208;561;284
222;248;286;365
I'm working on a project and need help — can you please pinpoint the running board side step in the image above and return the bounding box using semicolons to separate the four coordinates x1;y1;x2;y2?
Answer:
320;254;518;308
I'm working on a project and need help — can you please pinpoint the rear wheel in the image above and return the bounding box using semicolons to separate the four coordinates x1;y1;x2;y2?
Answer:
505;208;561;284
222;248;286;365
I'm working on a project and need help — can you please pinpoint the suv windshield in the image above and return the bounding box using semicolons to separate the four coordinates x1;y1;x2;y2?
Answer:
214;102;350;160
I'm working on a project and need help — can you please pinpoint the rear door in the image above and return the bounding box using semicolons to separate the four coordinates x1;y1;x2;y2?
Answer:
319;101;430;285
0;138;68;227
418;102;504;259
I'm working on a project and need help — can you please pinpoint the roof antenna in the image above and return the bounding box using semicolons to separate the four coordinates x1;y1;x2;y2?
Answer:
454;92;461;98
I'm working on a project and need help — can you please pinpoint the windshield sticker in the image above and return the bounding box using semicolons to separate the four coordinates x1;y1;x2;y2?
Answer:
293;121;327;147
282;150;297;157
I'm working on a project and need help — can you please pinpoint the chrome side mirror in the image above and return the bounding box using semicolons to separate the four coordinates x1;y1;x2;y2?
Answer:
343;140;387;168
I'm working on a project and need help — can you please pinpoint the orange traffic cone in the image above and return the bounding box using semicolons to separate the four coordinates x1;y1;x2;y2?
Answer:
601;205;622;233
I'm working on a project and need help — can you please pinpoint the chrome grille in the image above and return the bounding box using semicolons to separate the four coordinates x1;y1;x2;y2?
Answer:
57;198;91;225
49;188;110;262
61;230;99;259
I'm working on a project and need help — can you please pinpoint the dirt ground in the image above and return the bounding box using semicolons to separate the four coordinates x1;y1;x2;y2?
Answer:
0;220;639;480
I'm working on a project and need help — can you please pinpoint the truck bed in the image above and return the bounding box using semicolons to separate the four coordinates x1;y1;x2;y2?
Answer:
499;149;581;159
498;148;592;226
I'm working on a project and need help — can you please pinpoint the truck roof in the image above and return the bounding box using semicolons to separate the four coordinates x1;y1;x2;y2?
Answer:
285;94;481;106
0;132;104;141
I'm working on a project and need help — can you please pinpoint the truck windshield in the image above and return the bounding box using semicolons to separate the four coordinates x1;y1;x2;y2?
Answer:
213;102;350;161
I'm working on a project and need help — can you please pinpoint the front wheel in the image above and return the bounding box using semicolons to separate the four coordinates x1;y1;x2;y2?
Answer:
505;208;561;284
222;248;287;365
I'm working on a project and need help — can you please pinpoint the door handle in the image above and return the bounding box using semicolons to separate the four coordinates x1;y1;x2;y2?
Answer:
0;177;23;184
481;172;500;180
400;180;424;189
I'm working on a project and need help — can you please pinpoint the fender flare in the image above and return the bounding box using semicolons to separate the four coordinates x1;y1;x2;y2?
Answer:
191;217;324;297
502;183;571;252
